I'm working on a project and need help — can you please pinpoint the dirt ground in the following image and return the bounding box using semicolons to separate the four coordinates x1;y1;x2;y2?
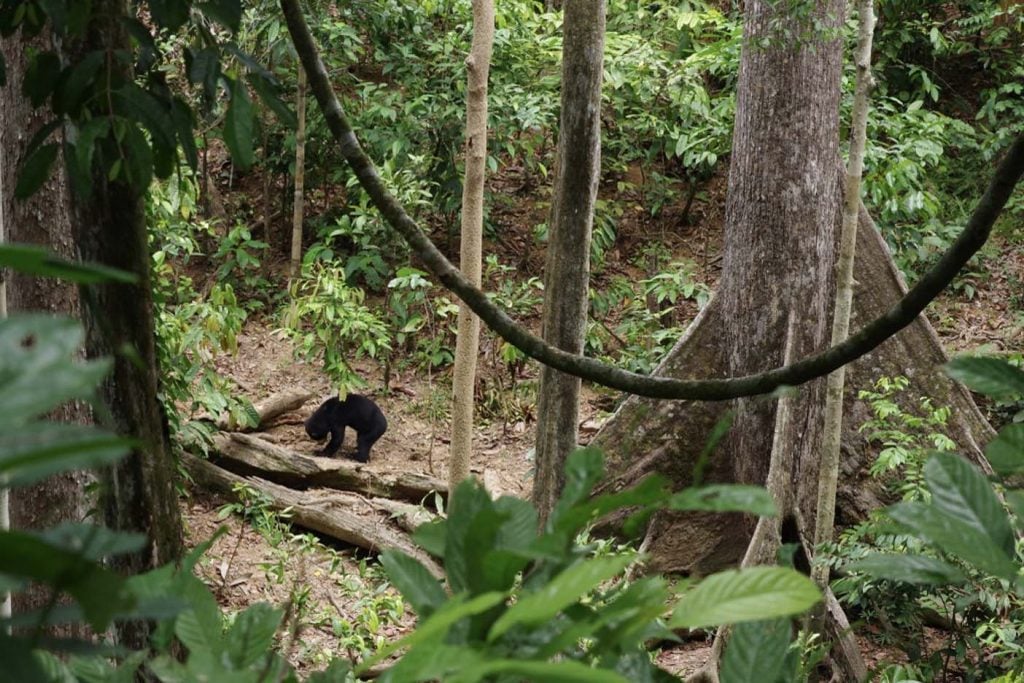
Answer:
180;166;1024;676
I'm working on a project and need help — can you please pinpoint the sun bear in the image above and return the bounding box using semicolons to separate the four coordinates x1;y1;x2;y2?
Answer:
305;394;387;463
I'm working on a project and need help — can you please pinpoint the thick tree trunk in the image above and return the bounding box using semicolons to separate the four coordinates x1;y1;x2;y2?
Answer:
449;0;494;489
591;2;992;576
69;0;184;649
0;30;94;631
532;0;605;523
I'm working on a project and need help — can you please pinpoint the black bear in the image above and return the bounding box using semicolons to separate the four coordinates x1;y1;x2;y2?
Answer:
305;394;387;463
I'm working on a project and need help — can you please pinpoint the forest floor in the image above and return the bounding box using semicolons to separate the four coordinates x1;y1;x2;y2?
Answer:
178;160;1024;676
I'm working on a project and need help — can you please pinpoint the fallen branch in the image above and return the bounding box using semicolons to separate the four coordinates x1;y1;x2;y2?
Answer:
182;453;442;577
206;432;448;504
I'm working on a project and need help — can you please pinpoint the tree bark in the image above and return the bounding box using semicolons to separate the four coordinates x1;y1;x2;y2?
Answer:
591;0;994;579
290;66;307;279
532;0;605;523
0;28;94;632
68;0;184;650
448;0;494;490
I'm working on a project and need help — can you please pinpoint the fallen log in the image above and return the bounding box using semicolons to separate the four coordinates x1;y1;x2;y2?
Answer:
208;432;448;504
196;388;316;431
182;453;442;577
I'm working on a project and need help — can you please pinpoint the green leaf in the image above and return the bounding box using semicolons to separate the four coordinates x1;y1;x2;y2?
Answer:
248;71;297;129
887;502;1017;579
0;638;50;683
667;485;777;517
356;592;506;676
925;453;1013;556
488;554;634;640
720;619;793;683
0;530;134;630
226;603;282;669
0;244;137;284
198;0;242;32
174;575;225;656
147;0;190;30
845;553;965;585
171;96;199;169
380;550;447;618
54;50;104;115
23;51;60;106
15;142;59;199
224;79;255;169
945;357;1024;398
454;659;628;683
549;447;607;529
986;424;1024;477
669;567;820;629
120;119;153;191
412;518;447;558
550;474;670;540
0;315;112;429
187;47;221;104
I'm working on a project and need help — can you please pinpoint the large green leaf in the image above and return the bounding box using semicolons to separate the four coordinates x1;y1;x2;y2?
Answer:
15;142;59;199
0;423;131;487
488;554;634;640
174;575;226;657
945;357;1024;398
35;524;145;562
845;553;965;585
380;550;447;618
986;424;1024;477
198;0;242;32
550;473;670;539
0;244;136;284
669;567;820;629
720;619;794;683
148;0;190;30
0;530;134;630
225;603;282;670
452;659;628;683
224;79;255;169
356;592;506;676
666;485;776;517
925;453;1013;556
0;315;112;429
549;447;607;527
887;502;1017;579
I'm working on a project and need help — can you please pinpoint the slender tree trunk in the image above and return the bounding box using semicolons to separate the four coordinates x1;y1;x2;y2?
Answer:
813;0;876;589
69;0;184;649
531;0;606;524
290;66;307;279
0;29;93;633
448;0;494;490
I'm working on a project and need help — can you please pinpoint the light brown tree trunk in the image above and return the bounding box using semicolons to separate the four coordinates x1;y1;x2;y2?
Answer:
591;0;992;576
290;66;307;279
532;0;605;524
448;0;494;490
0;29;94;633
812;0;876;590
69;0;184;650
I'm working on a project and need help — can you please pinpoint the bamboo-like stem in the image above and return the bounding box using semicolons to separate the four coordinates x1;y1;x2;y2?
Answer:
289;66;307;280
812;0;877;588
448;0;495;490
